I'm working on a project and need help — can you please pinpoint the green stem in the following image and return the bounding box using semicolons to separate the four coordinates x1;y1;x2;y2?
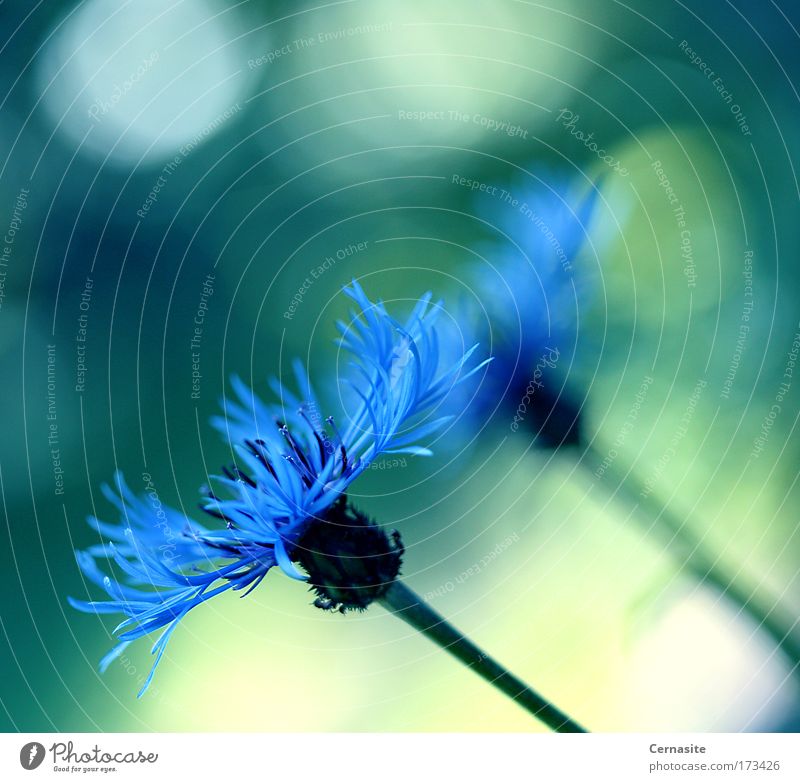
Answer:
583;444;800;674
379;579;588;733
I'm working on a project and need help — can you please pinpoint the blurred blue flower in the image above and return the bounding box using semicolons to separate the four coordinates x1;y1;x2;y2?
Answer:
69;281;487;695
453;174;602;446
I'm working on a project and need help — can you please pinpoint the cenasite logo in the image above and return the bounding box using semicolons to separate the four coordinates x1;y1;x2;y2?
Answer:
19;742;45;770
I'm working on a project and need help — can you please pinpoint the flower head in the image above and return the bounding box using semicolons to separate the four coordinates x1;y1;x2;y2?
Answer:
452;173;602;446
69;281;487;694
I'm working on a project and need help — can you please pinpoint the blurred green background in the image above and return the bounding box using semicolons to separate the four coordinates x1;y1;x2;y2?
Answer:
1;0;799;731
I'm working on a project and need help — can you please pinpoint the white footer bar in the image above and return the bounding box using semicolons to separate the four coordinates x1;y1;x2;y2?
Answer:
1;733;796;781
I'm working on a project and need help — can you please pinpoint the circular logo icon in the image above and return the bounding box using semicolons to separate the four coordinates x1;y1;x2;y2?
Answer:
20;742;45;770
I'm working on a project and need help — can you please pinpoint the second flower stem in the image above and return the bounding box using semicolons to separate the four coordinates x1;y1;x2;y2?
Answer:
583;444;800;675
379;579;587;733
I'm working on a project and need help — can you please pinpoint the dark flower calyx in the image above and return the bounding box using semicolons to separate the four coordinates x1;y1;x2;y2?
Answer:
294;496;404;613
513;376;583;448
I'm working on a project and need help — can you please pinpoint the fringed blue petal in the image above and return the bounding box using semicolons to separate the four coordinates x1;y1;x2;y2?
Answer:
72;281;488;697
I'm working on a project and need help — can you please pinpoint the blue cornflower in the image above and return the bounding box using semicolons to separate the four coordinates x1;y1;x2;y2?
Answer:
454;173;603;446
69;281;487;695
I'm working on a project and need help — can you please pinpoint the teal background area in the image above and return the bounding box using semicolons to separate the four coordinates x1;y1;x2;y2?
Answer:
1;0;799;731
